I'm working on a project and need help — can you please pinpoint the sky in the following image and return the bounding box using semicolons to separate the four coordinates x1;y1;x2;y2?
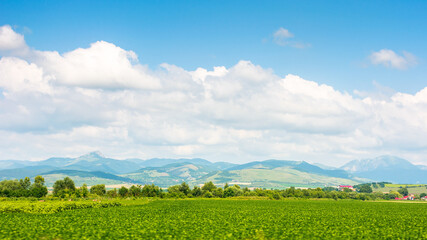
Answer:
0;1;427;166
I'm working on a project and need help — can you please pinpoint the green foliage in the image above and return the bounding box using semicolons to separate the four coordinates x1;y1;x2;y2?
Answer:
0;176;47;198
0;200;121;214
80;184;89;198
90;184;106;196
398;187;409;196
167;185;185;198
141;184;162;197
179;182;190;195
129;185;142;197
53;177;76;197
201;181;216;192
359;184;373;193
0;200;426;239
191;186;203;197
107;188;118;198
118;186;128;197
224;186;243;197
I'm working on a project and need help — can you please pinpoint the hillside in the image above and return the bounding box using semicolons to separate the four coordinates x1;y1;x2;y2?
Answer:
122;162;219;187
41;170;139;187
3;152;427;188
194;167;359;189
123;160;361;188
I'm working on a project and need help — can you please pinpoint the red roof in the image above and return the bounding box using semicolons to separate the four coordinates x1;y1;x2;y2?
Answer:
339;185;353;188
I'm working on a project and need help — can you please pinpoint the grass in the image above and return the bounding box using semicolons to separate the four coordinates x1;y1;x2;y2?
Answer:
373;184;427;195
0;199;426;239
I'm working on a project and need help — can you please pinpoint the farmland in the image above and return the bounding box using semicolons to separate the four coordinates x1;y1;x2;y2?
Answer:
1;199;426;239
375;184;427;195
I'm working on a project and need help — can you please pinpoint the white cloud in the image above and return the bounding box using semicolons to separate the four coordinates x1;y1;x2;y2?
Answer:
0;25;27;51
0;25;427;165
369;49;417;70
273;27;310;48
274;27;294;39
0;57;52;94
34;41;161;89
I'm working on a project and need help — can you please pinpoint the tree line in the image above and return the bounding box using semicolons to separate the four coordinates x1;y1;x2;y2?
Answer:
0;176;48;198
2;177;427;200
48;178;427;200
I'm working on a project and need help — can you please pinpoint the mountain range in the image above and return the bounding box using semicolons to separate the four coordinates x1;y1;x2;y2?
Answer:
341;155;427;183
0;152;426;188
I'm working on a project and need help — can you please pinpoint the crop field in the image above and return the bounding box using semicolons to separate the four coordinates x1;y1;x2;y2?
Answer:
0;199;426;239
0;200;121;214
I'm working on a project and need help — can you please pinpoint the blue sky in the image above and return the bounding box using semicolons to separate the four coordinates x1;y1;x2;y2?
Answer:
0;1;427;165
2;0;426;93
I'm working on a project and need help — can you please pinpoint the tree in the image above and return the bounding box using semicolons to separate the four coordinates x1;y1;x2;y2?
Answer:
202;181;217;192
142;184;161;197
167;185;185;198
53;177;76;197
20;177;31;190
53;180;65;196
191;186;203;197
179;182;190;195
398;187;408;197
213;188;224;198
359;184;373;193
118;186;128;197
34;175;45;186
90;184;106;196
129;185;142;197
30;175;48;198
80;184;89;198
202;191;213;198
224;186;242;197
63;177;76;191
107;188;118;198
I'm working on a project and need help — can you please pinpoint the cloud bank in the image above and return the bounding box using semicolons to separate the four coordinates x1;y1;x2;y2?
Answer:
0;25;427;165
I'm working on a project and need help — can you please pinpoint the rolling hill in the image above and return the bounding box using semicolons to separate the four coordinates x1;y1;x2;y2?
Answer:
1;152;426;188
40;170;139;187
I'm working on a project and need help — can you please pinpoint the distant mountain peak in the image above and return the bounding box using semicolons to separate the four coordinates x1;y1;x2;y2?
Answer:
81;151;105;158
74;151;106;163
340;155;420;174
341;155;415;173
340;155;427;183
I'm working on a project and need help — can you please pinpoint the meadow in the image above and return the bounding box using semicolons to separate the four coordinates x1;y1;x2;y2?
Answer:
376;184;427;195
0;199;426;239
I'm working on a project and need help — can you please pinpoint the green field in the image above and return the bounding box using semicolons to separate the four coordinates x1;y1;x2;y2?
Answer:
1;199;426;239
373;184;427;195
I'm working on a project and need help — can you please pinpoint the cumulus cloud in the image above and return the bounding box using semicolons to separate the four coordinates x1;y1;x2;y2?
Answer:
273;27;310;48
0;25;29;56
33;41;162;89
0;25;26;51
1;25;427;165
0;57;52;94
369;49;417;70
